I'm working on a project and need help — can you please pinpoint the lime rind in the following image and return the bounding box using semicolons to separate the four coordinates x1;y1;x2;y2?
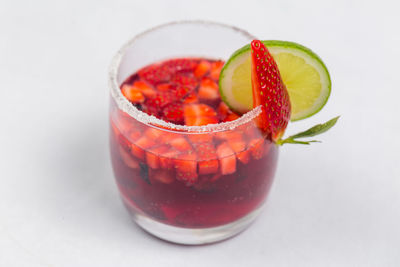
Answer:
219;40;331;121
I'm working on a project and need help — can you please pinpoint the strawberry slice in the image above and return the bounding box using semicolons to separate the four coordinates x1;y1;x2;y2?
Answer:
250;40;291;141
162;102;184;124
194;60;211;78
216;142;236;175
198;77;219;101
183;104;218;126
121;84;145;103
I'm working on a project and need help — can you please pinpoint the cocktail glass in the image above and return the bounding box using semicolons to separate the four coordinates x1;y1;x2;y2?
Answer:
109;21;279;244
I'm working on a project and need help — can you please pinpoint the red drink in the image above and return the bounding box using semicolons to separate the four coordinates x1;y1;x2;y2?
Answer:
110;58;278;228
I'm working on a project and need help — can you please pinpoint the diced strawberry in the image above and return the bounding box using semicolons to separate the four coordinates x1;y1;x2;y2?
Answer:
227;138;250;164
165;58;198;72
184;104;218;126
198;77;219;101
144;127;164;141
194;60;211;78
195;143;219;175
144;92;175;116
248;138;265;160
130;136;156;160
146;145;169;169
127;130;141;143
228;138;246;153
162;102;184;124
142;104;159;117
159;149;181;170
174;152;198;184
132;80;157;98
115;131;132;151
118;146;139;169
215;131;243;141
237;150;251;164
184;103;216;118
187;134;214;144
138;63;171;85
169;137;192;152
121;84;145;103
217;102;230;120
149;169;175;184
146;92;175;108
217;102;240;122
217;142;237;175
172;74;198;91
223;113;240;122
210;60;224;80
172;85;192;99
112;112;134;136
185;116;218;126
159;132;179;143
156;83;172;91
198;160;219;175
183;92;198;104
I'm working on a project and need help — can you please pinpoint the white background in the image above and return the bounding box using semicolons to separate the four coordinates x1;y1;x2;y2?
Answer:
1;0;399;266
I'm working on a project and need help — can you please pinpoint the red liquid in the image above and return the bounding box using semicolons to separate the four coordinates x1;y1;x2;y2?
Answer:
110;58;278;228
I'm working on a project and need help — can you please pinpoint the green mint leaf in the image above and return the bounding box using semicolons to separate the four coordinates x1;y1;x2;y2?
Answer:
278;116;340;146
277;139;321;145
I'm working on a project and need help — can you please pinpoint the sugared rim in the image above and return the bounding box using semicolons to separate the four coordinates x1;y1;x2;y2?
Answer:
109;20;261;133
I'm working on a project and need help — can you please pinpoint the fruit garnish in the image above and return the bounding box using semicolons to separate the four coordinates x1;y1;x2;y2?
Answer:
250;40;291;141
219;40;331;121
220;40;338;144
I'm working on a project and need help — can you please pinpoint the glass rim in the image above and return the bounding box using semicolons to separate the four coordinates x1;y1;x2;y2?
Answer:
109;20;261;133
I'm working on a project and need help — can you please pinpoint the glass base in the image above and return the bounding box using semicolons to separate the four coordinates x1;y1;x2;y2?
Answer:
121;196;265;245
